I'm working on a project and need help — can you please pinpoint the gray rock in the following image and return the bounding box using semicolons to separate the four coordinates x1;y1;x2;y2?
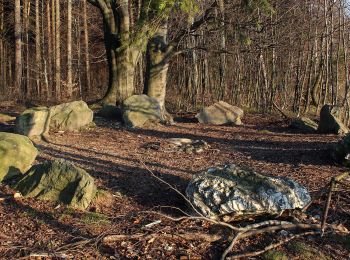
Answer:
0;132;38;181
16;160;97;210
50;101;93;132
15;101;94;137
15;107;50;137
331;133;350;166
318;105;349;135
122;95;162;127
196;101;243;126
186;165;311;221
167;138;210;153
290;117;318;133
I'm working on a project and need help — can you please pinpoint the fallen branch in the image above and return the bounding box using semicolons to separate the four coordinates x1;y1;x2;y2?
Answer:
321;172;349;233
103;232;221;244
227;231;321;259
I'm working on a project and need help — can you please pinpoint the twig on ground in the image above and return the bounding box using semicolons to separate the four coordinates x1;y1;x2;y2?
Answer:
227;231;322;259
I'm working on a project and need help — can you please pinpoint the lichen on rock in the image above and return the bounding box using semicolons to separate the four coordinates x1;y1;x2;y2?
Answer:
0;132;38;181
186;164;311;221
15;159;97;210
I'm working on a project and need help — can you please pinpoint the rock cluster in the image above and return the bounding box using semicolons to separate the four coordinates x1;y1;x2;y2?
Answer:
15;101;94;138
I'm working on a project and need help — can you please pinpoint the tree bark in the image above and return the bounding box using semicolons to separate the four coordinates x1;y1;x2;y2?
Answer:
55;0;61;100
35;0;41;95
67;0;73;98
92;0;138;105
14;0;22;97
83;0;91;94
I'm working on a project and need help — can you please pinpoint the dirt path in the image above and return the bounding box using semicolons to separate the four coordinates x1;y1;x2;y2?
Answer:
0;110;349;259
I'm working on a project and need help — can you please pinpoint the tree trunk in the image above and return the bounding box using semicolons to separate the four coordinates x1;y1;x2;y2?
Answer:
0;0;3;95
55;0;61;100
144;22;173;123
218;0;227;100
83;0;91;94
35;0;41;96
67;0;73;98
97;0;138;105
46;1;52;99
14;0;22;97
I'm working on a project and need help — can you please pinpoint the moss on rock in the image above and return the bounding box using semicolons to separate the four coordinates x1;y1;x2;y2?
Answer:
0;132;38;181
16;159;97;210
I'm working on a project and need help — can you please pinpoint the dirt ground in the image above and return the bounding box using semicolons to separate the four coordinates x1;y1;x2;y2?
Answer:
0;104;349;259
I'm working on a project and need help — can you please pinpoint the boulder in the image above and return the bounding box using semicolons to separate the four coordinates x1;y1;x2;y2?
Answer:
50;101;93;131
196;101;244;125
122;95;162;127
0;132;38;181
331;134;350;166
16;160;97;210
186;164;311;221
15;107;50;137
318;105;349;135
290;117;318;133
15;101;94;137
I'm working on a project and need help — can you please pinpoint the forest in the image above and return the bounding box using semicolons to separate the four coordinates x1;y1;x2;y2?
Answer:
0;0;350;259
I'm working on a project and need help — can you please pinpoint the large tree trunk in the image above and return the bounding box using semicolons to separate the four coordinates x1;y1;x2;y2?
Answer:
144;22;173;123
14;0;22;97
97;0;138;106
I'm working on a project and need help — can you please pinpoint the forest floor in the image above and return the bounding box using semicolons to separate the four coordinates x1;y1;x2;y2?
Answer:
0;103;349;259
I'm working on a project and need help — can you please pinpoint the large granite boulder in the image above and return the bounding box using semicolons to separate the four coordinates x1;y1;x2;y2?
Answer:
15;107;50;137
186;165;311;221
0;132;38;181
15;101;93;137
331;134;350;166
196;101;244;126
318;105;349;135
290;117;318;133
49;101;93;132
122;95;162;127
16;160;97;210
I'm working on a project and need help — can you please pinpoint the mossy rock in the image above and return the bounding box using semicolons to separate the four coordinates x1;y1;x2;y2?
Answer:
196;101;244;126
50;101;93;132
122;95;162;127
15;107;50;137
16;160;97;210
0;132;38;181
318;105;349;135
262;250;288;260
331;133;350;166
290;117;318;133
